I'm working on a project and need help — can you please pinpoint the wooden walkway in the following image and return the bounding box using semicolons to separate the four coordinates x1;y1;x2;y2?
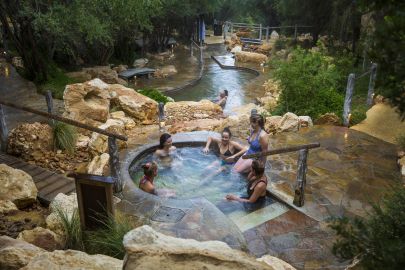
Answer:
0;152;75;205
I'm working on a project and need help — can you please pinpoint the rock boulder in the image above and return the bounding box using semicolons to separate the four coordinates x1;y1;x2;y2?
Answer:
87;153;110;176
63;79;111;125
109;84;158;124
0;236;44;270
123;225;275;270
17;227;63;251
315;113;341;126
20;249;122;270
278;112;300;132
165;100;223;125
0;200;18;213
0;164;38;208
88;119;127;155
235;51;268;64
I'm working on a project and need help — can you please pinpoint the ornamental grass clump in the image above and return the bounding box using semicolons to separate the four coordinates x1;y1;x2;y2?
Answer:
54;206;84;250
84;212;144;259
52;121;77;154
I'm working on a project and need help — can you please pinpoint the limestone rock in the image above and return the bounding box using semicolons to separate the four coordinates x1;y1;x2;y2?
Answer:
65;71;92;82
0;164;38;208
17;227;63;251
278;112;299;132
168;119;224;134
231;45;242;54
63;78;111;125
257;95;278;111
82;66;124;85
123;225;274;270
133;58;149;68
46;193;78;238
265;116;283;134
270;30;280;40
110;111;136;130
235;51;268;64
155;65;178;78
315;113;341;126
76;134;90;149
87;153;110;176
298;116;313;128
258;255;296;270
109;84;158;124
20;249;122;270
7;122;53;156
0;200;18;213
112;64;128;73
165;100;223;125
0;235;45;270
257;42;273;55
88;119;127;155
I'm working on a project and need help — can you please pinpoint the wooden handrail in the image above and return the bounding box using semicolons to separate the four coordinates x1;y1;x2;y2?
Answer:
0;100;128;141
242;143;320;159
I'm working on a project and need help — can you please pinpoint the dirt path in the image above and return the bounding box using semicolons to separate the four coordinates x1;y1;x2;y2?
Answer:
351;103;405;144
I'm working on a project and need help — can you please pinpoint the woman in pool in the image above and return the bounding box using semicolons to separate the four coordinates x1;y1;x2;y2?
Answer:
139;161;158;194
155;133;176;158
203;127;246;165
233;114;268;174
226;160;267;204
216;89;228;108
139;161;176;197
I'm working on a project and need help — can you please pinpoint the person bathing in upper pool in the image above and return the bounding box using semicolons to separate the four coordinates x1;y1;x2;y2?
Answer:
233;114;268;175
155;133;176;158
138;161;175;197
216;89;228;109
226;160;267;204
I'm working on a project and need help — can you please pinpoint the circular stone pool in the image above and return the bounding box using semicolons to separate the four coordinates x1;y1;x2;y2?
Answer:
129;146;248;204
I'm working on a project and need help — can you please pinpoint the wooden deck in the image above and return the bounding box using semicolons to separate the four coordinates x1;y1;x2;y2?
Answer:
0;152;75;205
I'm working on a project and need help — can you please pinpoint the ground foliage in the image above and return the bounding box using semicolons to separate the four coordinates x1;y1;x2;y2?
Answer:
330;187;405;270
272;46;351;120
137;88;171;104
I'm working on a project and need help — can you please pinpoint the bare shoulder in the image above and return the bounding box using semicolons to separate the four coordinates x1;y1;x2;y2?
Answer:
170;146;177;151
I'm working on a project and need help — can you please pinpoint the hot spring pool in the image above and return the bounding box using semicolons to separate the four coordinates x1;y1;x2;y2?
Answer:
129;147;246;203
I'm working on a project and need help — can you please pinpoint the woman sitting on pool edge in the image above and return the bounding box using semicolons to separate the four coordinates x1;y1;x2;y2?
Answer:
139;161;176;197
226;160;267;204
203;127;247;166
155;133;176;158
233;114;268;174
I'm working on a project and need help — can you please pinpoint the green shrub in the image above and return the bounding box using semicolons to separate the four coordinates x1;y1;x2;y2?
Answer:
330;187;405;269
137;88;170;104
52;121;78;154
85;212;144;259
54;206;84;250
272;47;347;119
395;134;405;150
37;66;80;99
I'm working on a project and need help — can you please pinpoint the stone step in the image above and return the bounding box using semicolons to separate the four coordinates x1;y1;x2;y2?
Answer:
229;202;289;232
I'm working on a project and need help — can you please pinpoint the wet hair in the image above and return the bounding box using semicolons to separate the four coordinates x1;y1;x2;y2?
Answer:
159;133;172;149
224;90;229;96
251;160;265;176
142;161;158;177
250;114;265;129
222;127;232;138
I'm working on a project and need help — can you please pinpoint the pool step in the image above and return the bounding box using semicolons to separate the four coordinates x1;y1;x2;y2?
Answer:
229;202;289;232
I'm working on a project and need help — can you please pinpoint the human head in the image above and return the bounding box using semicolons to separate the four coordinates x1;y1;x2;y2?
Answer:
251;160;265;177
250;114;265;130
159;133;172;149
220;89;228;98
142;161;158;177
221;127;232;143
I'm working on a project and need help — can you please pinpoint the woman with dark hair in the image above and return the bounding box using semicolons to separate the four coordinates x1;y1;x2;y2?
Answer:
233;114;268;174
155;133;176;158
226;160;267;204
203;127;246;165
139;161;158;194
216;89;228;108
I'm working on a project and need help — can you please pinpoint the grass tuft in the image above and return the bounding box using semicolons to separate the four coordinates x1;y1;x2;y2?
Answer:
52;121;78;154
54;206;84;250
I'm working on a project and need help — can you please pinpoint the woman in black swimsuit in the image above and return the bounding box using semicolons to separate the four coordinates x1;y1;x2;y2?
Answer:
226;160;267;204
203;127;246;165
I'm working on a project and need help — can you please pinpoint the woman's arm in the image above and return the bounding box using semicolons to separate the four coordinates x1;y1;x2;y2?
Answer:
226;182;266;203
225;141;247;162
203;136;219;153
142;181;156;195
259;132;269;162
